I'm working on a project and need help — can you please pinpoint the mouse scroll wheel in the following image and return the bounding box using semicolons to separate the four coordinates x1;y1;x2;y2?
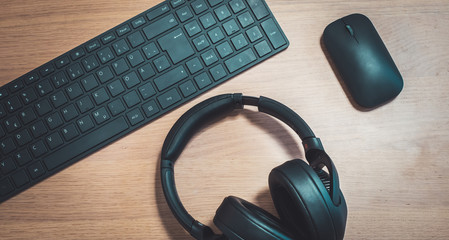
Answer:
345;24;354;37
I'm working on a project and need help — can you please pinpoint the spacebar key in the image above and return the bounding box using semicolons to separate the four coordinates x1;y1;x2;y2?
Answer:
44;117;129;170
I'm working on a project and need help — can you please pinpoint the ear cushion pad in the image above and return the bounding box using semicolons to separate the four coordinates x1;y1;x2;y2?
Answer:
269;159;337;240
213;196;295;240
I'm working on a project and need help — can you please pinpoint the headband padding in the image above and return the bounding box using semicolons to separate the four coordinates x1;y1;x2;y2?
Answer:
269;159;337;240
213;196;294;240
161;94;242;161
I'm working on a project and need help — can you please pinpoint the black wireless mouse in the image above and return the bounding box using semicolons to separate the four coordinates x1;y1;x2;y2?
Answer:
323;13;403;109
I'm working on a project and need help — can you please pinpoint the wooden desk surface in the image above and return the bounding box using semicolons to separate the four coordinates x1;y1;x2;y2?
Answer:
1;0;448;239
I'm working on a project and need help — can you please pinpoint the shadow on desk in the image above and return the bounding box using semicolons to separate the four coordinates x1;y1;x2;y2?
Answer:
154;108;304;239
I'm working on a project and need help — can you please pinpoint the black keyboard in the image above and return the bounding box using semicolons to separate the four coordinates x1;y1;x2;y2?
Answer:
0;0;288;203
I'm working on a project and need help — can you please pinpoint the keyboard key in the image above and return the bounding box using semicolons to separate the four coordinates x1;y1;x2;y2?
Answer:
82;55;99;72
92;88;110;105
154;66;188;91
30;121;48;138
127;31;145;48
126;109;145;126
92;107;110;124
77;115;95;133
66;83;83;100
123;91;141;108
261;19;287;49
36;79;53;96
0;137;16;154
46;132;64;149
0;157;16;175
81;74;99;92
61;104;79;121
0;179;14;196
30;140;47;158
146;4;170;20
158;28;195;64
216;41;234;58
246;25;263;42
51;71;69;89
61;124;79;141
35;99;52;116
142;42;160;59
76;96;95;113
157;88;182;109
97;47;115;64
201;49;218;66
138;63;156;80
15;149;33;166
230;0;246;13
208;27;225;43
112;58;130;76
224;48;256;73
186;57;203;74
4;116;21;133
191;0;208;14
9;80;24;93
209;64;227;81
116;24;131;36
143;14;178;40
15;129;32;146
6;95;22;112
207;0;223;7
194;72;212;89
40;63;55;77
19;108;37;124
107;80;126;97
176;6;193;22
142;100;160;118
254;40;272;57
12;170;29;187
123;72;141;89
44;117;129;171
214;5;231;21
55;55;70;68
170;0;185;8
179;80;197;97
199;13;216;29
101;32;116;44
153;55;171;72
184;20;202;37
50;91;68;108
138;82;156;100
67;63;84;80
237;11;254;28
231;33;248;50
108;99;126;116
112;39;130;56
192;35;210;51
70;47;86;60
27;161;45;179
132;17;146;28
247;0;269;20
46;112;64;130
24;72;39;85
223;19;240;36
96;66;114;83
127;50;145;67
86;40;101;52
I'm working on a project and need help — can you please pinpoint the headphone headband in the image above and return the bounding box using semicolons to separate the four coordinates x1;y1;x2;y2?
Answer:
161;94;340;239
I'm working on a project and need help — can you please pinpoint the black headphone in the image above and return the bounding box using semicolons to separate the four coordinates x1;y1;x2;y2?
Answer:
160;93;347;240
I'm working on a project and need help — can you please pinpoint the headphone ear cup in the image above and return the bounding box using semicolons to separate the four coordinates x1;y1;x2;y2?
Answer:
269;159;341;240
213;196;295;240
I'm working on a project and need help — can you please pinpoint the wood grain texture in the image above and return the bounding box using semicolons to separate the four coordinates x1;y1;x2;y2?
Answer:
1;0;448;239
